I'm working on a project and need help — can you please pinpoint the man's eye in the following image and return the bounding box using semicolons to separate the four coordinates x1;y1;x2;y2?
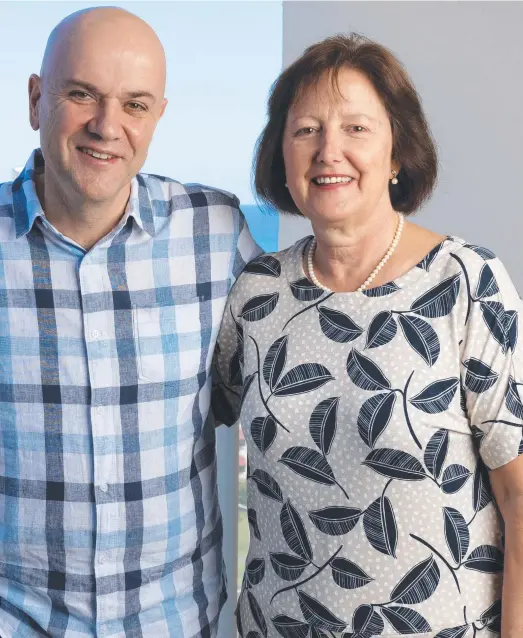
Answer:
128;102;146;112
70;91;90;100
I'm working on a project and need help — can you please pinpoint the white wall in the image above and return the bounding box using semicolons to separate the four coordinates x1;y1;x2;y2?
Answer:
280;1;523;293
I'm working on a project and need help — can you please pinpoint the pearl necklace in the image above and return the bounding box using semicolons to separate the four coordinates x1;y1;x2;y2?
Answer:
307;213;404;293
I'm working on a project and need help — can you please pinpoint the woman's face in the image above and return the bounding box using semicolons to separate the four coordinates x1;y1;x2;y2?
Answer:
282;67;397;226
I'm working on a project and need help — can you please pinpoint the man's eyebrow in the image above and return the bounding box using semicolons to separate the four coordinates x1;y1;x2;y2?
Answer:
62;79;156;102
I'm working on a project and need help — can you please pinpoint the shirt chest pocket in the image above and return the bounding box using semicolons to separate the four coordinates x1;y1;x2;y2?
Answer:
131;296;222;382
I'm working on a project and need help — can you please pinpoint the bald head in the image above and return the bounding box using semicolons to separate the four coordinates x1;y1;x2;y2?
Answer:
28;6;168;212
40;7;166;92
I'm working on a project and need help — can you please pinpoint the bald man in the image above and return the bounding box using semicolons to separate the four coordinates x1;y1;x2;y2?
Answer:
0;7;260;638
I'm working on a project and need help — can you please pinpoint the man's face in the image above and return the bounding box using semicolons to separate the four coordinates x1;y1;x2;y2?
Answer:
29;22;167;206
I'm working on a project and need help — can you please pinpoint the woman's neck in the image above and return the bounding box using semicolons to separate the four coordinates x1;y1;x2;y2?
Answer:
310;208;400;292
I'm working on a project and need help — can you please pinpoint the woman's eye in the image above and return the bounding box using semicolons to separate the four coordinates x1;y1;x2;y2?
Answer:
351;125;366;133
296;127;317;136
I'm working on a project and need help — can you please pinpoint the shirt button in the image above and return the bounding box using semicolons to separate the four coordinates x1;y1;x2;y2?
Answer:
96;406;104;416
91;329;100;339
99;483;108;493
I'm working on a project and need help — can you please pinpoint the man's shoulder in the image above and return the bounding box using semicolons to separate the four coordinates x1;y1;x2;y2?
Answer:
0;179;17;239
138;172;240;209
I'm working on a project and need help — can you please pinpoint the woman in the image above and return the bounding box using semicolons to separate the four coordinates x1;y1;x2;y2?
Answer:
212;34;523;637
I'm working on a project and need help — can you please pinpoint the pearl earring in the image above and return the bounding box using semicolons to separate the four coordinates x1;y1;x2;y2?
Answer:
391;170;398;185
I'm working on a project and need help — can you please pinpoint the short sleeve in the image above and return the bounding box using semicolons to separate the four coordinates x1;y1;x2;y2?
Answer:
459;247;523;470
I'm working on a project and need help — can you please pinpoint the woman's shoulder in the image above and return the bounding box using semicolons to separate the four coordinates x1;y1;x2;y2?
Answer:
433;235;521;307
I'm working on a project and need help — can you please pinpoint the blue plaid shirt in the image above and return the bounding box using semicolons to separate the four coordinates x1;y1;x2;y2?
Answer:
0;149;260;638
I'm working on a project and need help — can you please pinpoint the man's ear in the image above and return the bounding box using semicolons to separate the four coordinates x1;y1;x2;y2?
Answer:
159;97;168;119
29;74;42;131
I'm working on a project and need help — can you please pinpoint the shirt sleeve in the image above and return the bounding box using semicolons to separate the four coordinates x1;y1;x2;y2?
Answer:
459;247;523;470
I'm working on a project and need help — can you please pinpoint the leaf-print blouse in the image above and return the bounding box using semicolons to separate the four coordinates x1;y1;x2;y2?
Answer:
212;235;523;638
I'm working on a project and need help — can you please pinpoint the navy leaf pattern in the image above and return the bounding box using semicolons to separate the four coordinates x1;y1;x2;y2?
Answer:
309;397;339;456
251;416;277;454
410;274;460;318
309;506;362;536
297;591;347;632
505;309;518;353
280;500;313;561
247;591;268;637
290;277;324;302
272;363;334;397
229;348;243;385
463;545;504;573
409;378;459;414
362;282;400;297
434;625;470;638
389;556;440;604
480;599;501;624
241;293;279;321
352;604;385;636
271;615;309;638
358;392;397;448
505;376;523;419
250;469;283;502
246;558;266;586
263;336;288;391
347;350;391;391
441;465;472;494
363;496;398;557
424;429;449;479
365;311;398;349
223;236;517;635
416;241;443;271
398;314;440;366
443;507;470;564
475;263;499;300
464;243;496;260
330;557;373;589
248;508;262;541
381;607;431;634
462;358;498;393
270;552;310;581
480;301;506;350
473;459;492;513
245;255;281;278
363;449;426;481
279;447;336;486
318;306;363;343
470;425;486;448
211;385;236;425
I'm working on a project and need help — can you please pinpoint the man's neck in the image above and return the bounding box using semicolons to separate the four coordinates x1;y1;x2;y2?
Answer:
35;173;131;250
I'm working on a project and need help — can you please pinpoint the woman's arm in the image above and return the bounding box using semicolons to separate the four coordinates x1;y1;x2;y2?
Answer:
490;454;523;638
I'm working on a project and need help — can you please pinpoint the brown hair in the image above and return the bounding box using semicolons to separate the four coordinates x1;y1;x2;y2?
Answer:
253;33;438;215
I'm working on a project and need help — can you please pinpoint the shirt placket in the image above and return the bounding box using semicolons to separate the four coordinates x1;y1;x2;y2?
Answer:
79;250;121;635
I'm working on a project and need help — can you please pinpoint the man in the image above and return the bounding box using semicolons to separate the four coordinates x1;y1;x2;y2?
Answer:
0;7;260;637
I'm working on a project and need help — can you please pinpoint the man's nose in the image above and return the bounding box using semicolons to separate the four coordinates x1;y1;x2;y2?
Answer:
87;100;123;141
